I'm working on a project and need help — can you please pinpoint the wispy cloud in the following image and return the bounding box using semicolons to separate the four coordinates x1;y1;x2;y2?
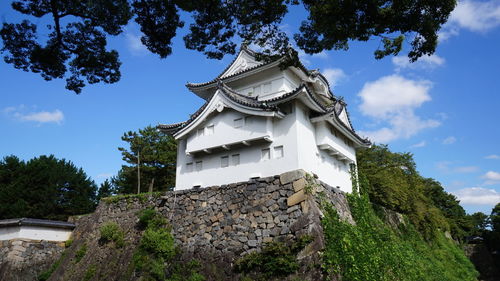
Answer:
97;173;114;179
482;171;500;185
392;54;445;71
297;49;328;65
442;136;457;145
454;187;500;205
436;161;479;174
485;154;500;159
440;0;500;40
322;68;346;88
410;141;427;148
125;30;148;56
3;105;64;125
357;75;440;143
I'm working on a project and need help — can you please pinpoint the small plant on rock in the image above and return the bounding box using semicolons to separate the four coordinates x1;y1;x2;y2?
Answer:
100;221;125;248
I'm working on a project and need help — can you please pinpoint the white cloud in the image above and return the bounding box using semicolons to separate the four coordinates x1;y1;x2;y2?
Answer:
485;154;500;159
3;105;64;124
125;31;148;56
410;141;427;148
483;171;500;185
357;75;440;143
297;49;328;65
440;0;500;40
322;68;346;88
454;187;500;205
436;161;479;173
442;136;457;145
97;173;114;179
454;166;479;173
392;54;445;70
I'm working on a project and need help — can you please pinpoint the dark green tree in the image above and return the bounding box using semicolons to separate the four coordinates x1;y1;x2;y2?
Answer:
96;179;116;201
468;212;489;237
0;155;97;220
113;125;177;194
1;0;456;93
356;144;471;241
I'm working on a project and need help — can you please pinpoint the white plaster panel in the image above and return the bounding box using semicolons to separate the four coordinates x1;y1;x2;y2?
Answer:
0;226;21;240
0;226;72;241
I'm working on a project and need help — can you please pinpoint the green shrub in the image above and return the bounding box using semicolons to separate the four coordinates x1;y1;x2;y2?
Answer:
64;239;73;248
133;209;204;281
235;236;312;278
75;243;87;263
138;208;167;229
100;222;125;248
141;227;176;260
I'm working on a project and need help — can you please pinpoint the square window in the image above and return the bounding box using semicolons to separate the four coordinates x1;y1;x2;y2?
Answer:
186;162;193;172
232;154;240;166
261;148;270;161
197;128;204;137
195;161;203;171
221;156;229;168
206;125;214;135
244;116;252;125
234;118;244;128
274;146;284;159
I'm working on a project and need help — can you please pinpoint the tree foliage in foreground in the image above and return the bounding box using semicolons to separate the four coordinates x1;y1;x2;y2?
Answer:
0;155;97;220
356;144;472;241
113;125;177;194
1;0;456;93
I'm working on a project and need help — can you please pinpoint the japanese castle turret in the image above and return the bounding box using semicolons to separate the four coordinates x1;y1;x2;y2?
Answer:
159;45;370;192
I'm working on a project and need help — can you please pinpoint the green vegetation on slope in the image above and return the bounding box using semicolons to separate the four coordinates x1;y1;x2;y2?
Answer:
321;193;479;281
133;208;205;281
357;145;473;241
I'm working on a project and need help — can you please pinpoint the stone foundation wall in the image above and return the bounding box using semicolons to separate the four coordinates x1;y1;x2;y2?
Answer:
41;169;353;281
0;239;65;281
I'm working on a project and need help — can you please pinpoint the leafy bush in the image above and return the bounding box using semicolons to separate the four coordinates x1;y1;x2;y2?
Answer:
141;227;176;260
235;235;312;278
133;208;204;281
100;222;125;247
138;208;167;229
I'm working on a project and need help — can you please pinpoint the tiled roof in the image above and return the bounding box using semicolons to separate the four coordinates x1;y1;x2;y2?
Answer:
0;218;75;229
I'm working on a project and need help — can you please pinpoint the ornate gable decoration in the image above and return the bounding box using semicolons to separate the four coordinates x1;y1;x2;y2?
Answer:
219;48;262;79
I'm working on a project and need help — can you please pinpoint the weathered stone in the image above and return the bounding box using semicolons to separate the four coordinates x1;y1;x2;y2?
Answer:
280;169;306;184
247;240;257;247
287;190;306;206
293;178;307;192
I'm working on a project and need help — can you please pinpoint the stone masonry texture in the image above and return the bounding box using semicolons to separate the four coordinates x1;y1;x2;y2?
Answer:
1;169;353;281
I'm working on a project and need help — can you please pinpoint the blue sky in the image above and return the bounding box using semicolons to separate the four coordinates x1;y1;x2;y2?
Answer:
1;1;499;215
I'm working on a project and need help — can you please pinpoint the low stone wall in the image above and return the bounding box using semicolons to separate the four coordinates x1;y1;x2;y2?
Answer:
0;238;65;281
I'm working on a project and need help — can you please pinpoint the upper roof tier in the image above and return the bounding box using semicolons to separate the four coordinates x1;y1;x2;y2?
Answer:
186;45;333;101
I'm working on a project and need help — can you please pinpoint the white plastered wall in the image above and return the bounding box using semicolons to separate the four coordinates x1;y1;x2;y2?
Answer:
175;107;300;189
0;225;72;241
294;102;354;192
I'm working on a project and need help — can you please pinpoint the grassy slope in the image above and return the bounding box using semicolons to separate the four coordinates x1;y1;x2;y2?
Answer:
321;194;479;281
